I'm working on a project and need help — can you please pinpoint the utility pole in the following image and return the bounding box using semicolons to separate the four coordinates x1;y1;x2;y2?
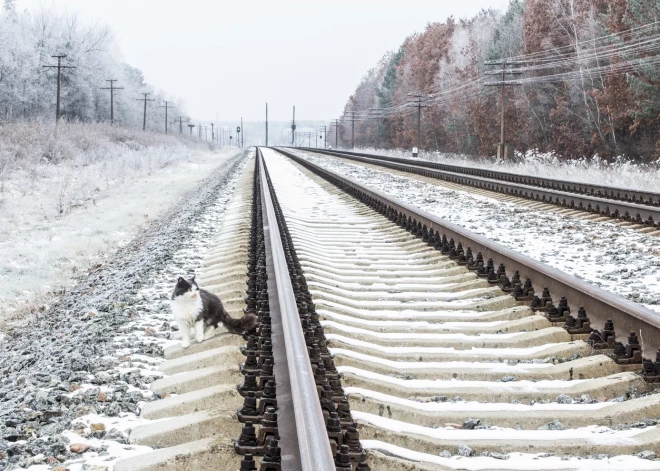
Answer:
406;94;430;155
43;55;76;123
330;119;340;148
484;60;523;159
100;79;123;125
136;93;155;131
344;111;360;149
187;124;195;135
319;125;328;149
265;103;268;146
176;116;188;134
241;117;244;147
291;106;296;146
368;107;384;149
211;123;215;142
160;101;173;134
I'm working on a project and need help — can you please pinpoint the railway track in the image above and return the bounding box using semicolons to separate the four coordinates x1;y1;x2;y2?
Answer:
300;147;660;231
116;146;660;470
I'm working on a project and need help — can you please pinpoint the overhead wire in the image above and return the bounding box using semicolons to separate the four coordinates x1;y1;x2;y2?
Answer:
340;20;660;123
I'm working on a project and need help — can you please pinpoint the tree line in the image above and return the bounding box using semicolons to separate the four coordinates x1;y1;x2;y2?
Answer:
0;0;186;131
338;0;660;161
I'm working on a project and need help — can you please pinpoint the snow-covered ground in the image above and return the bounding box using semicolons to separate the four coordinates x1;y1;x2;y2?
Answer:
349;146;660;193
292;150;660;314
0;122;242;325
0;152;248;470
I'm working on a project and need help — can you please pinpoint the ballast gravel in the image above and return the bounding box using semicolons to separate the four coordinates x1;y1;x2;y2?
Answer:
0;151;249;470
292;149;660;314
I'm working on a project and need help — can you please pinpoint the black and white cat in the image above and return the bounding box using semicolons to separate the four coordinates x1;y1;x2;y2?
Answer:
171;276;257;348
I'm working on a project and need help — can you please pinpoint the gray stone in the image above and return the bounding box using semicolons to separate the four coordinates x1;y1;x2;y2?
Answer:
463;418;480;430
538;419;565;430
579;394;596;404
438;450;451;458
637;451;657;460
556;394;573;404
457;444;474;457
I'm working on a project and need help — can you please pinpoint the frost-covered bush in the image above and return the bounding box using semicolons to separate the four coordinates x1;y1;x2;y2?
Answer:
0;120;213;215
354;147;660;193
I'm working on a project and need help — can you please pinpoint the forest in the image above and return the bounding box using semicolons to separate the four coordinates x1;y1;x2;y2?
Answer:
338;0;660;161
0;0;185;130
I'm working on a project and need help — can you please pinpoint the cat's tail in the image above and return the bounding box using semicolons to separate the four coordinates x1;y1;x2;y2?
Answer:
223;313;258;334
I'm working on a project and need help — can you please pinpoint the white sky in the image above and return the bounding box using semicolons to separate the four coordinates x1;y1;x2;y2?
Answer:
18;0;507;121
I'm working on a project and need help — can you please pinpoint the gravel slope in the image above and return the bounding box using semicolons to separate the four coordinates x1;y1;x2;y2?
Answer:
0;149;249;470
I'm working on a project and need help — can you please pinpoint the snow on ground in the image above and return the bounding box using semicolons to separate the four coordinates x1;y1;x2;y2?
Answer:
292;150;660;314
0;122;243;325
352;146;660;193
362;440;660;470
0;151;248;470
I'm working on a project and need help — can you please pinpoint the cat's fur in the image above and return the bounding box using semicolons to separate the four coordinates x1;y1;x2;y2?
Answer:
171;276;257;348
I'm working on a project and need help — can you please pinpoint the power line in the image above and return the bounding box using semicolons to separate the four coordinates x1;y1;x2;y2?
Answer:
330;119;341;148
343;111;363;149
319;125;328;149
484;61;523;159
406;94;431;153
136;93;155;131
291;106;296;146
176;116;189;134
159;100;173;134
100;79;123;125
42;55;76;123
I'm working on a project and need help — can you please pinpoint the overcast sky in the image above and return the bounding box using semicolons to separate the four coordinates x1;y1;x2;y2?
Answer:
19;0;507;122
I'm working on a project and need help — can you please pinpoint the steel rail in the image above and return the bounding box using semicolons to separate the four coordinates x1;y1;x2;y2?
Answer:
272;147;660;355
298;147;660;226
257;149;337;471
302;147;660;208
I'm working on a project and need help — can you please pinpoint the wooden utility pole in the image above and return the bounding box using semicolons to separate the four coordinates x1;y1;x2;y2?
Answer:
406;94;430;155
136;93;155;131
330;119;340;148
241;117;244;147
291;106;296;146
484;60;523;159
344;112;360;149
176;116;188;134
368;107;384;149
160;101;173;134
319;125;328;149
100;80;123;125
43;55;76;123
187;124;196;135
210;123;215;142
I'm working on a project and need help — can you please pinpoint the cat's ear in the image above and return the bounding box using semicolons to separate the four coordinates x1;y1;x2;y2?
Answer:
191;275;196;284
177;277;186;285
